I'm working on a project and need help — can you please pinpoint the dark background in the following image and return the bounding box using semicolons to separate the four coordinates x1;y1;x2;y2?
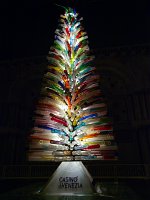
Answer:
1;0;150;60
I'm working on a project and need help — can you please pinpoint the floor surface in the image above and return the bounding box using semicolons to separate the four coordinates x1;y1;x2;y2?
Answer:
0;181;143;200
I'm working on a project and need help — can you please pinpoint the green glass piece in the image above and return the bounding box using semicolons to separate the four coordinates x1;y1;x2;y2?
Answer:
50;84;64;95
54;41;64;51
100;117;111;123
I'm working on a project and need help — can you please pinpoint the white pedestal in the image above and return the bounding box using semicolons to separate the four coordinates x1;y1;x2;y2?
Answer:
40;161;95;196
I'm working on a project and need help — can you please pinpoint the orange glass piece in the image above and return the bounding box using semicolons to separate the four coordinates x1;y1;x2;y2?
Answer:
79;133;100;141
66;96;72;109
62;75;70;89
30;135;50;142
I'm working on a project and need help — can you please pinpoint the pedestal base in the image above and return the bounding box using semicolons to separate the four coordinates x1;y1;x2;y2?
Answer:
40;161;95;196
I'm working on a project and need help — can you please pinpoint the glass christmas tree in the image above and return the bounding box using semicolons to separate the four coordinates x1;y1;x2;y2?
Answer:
28;7;117;161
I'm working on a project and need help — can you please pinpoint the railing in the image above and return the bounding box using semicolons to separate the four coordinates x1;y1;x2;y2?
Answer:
86;164;147;179
0;164;149;179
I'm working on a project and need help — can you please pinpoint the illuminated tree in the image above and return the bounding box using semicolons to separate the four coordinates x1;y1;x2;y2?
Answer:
28;7;117;161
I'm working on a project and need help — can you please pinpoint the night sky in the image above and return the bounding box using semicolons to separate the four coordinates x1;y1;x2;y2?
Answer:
1;0;150;60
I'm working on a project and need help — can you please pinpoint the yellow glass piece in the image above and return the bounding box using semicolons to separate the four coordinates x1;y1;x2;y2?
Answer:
67;109;71;117
70;58;74;64
51;93;62;102
71;51;75;59
73;115;81;126
49;66;63;73
42;155;54;159
83;141;109;146
60;14;66;19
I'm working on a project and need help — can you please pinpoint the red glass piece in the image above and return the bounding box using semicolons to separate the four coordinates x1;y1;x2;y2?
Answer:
65;27;70;37
51;116;68;127
84;144;100;150
93;125;113;131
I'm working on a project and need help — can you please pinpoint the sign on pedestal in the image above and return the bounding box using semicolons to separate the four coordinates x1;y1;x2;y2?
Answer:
40;161;95;196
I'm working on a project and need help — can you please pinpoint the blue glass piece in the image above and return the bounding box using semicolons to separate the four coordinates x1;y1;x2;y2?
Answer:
70;37;75;46
79;114;97;122
74;45;79;52
37;125;66;135
74;145;87;150
58;81;65;90
74;122;86;130
83;156;97;160
70;27;74;32
73;9;76;15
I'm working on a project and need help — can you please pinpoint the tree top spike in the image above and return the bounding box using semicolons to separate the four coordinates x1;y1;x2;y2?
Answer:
55;4;76;15
55;4;68;11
